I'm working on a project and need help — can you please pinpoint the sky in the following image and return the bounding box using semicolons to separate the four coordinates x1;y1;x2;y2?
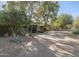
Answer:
0;1;6;10
59;1;79;17
0;1;79;18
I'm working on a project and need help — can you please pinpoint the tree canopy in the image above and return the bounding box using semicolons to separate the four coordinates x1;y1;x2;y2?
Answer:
52;13;73;30
0;1;78;36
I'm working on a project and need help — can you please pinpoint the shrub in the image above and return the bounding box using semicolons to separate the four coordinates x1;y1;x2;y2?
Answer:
0;25;11;36
73;29;79;34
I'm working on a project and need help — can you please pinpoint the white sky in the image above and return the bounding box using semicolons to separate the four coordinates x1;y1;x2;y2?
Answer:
0;1;6;10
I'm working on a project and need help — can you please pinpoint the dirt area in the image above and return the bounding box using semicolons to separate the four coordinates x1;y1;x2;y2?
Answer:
0;31;79;57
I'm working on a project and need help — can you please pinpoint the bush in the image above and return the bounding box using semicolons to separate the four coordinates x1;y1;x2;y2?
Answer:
0;25;11;36
73;29;79;34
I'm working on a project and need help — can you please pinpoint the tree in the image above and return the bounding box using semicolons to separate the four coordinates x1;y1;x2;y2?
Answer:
2;1;60;33
37;1;59;27
52;13;73;30
17;1;38;34
16;1;59;32
52;19;61;30
74;16;79;29
2;1;27;36
0;10;24;35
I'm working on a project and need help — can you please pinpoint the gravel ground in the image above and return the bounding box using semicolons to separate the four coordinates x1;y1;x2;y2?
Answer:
0;31;79;57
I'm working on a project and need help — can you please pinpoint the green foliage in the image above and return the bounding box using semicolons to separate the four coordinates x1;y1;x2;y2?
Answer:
0;25;11;36
52;19;61;30
1;1;28;35
74;16;79;29
1;1;76;34
72;16;79;34
73;29;79;34
52;13;73;30
37;1;59;27
0;10;24;32
57;13;73;25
